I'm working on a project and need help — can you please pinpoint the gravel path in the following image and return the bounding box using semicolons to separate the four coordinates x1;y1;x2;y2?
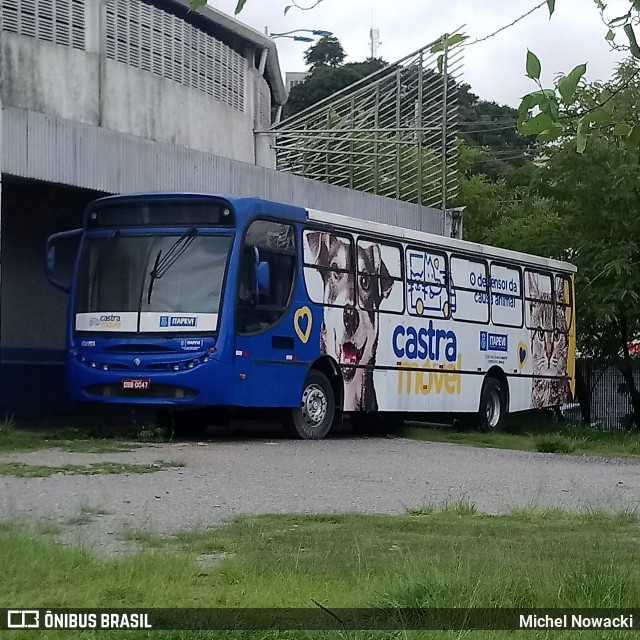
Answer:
1;434;639;554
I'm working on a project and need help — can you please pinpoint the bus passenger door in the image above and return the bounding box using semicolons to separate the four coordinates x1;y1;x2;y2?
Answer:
234;220;301;408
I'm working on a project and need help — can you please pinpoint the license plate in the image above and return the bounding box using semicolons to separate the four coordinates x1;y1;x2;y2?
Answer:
122;378;151;391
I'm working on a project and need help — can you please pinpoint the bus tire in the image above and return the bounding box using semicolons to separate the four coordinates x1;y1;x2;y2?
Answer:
478;376;507;432
284;370;335;440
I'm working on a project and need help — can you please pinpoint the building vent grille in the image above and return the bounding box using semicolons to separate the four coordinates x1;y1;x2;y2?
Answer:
1;0;86;50
105;0;246;112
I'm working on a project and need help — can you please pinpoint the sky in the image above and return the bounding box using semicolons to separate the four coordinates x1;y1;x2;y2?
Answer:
208;0;628;107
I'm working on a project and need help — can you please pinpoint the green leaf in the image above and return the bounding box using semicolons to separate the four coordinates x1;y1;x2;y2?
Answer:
188;0;207;10
518;112;553;136
546;0;555;16
613;122;633;136
576;116;587;154
234;0;248;14
623;23;640;58
537;124;563;142
586;108;613;124
541;94;559;120
430;37;445;54
526;50;542;80
518;94;536;118
626;125;640;150
557;63;587;103
446;33;468;47
606;29;616;41
430;33;467;55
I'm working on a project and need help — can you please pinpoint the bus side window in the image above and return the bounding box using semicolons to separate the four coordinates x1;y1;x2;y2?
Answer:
554;274;573;333
490;263;523;327
302;230;354;306
357;239;403;313
237;220;296;335
405;247;448;318
450;256;489;323
524;270;553;332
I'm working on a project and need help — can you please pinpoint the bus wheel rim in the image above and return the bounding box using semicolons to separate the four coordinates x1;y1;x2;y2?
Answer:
486;389;501;427
301;384;327;427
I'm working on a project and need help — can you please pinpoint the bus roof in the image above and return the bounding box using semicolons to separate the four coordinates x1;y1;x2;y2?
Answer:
87;193;575;273
307;208;577;274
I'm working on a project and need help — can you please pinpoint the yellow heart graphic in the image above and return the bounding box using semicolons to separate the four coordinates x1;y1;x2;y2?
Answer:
294;306;312;344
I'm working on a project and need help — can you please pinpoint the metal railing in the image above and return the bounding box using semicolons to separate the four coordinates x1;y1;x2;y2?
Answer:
266;33;464;210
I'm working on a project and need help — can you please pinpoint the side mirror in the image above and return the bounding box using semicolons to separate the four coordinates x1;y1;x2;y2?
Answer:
252;247;270;297
46;229;82;292
256;261;270;295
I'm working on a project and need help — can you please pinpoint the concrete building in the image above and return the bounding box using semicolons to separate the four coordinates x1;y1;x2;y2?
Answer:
285;71;309;92
0;0;450;417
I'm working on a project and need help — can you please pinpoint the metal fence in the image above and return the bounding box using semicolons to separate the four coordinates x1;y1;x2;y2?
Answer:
268;32;464;210
565;359;640;429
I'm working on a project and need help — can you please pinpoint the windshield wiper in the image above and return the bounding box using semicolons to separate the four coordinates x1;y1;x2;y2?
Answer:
146;228;196;305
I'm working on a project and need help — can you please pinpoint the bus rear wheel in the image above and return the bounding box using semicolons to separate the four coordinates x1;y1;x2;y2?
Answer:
284;370;335;440
479;377;507;432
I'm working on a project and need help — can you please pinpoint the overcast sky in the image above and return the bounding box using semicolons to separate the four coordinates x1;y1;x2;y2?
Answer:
209;0;628;107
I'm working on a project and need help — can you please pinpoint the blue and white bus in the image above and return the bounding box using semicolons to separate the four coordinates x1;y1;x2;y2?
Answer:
47;193;576;438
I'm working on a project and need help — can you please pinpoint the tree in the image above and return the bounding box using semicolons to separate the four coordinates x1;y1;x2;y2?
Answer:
457;84;533;179
518;1;640;151
284;58;387;118
468;66;640;428
303;36;346;68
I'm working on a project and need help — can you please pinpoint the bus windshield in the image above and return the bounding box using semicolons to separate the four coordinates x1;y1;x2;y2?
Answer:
74;233;232;333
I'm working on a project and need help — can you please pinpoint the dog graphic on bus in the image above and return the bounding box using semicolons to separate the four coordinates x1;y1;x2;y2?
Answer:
304;231;393;412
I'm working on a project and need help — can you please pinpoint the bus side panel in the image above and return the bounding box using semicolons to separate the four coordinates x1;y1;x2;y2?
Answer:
234;293;324;410
567;274;577;401
234;321;320;409
363;314;532;414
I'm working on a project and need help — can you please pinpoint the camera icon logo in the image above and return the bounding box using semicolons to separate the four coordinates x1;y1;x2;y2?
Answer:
7;610;40;629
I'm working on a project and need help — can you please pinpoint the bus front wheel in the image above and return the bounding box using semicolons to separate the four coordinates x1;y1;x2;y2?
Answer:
479;377;507;432
284;370;335;440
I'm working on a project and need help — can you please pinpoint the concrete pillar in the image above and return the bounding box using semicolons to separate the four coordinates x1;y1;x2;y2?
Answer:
85;0;102;54
254;133;276;169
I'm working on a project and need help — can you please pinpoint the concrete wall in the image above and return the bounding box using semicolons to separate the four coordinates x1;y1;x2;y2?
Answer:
102;58;255;163
2;33;99;124
2;108;448;236
1;31;257;164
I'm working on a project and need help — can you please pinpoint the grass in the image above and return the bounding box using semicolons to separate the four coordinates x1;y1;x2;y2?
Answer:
0;420;168;454
2;508;640;638
394;418;640;457
0;460;183;477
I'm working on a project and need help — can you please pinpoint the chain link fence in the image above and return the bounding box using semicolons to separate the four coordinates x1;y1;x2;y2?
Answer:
563;359;640;429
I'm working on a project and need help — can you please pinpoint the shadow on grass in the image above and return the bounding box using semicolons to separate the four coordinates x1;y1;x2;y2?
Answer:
393;412;640;458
